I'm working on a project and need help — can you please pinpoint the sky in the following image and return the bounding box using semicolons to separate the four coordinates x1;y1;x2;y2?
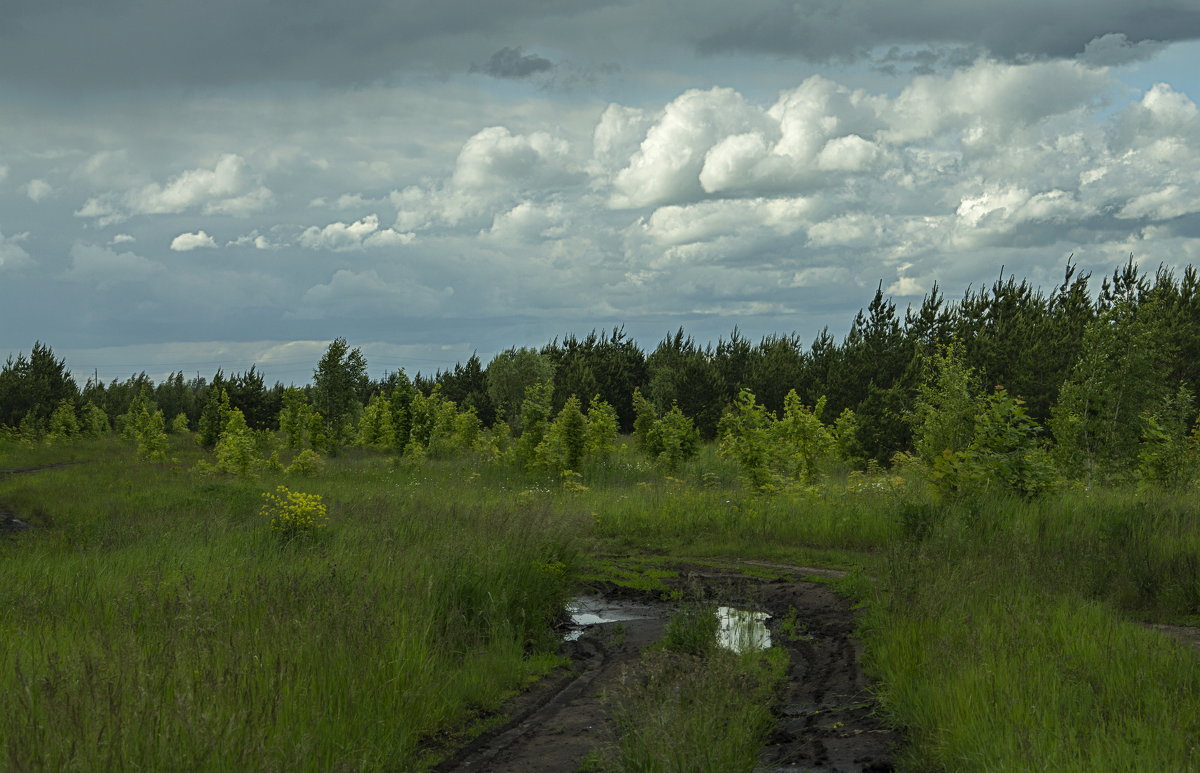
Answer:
2;0;1200;386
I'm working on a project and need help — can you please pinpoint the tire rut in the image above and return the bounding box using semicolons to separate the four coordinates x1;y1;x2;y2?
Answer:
0;462;79;532
435;564;901;772
432;599;670;772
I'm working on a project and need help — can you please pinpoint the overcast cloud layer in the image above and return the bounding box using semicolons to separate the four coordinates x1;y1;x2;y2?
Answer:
2;1;1199;383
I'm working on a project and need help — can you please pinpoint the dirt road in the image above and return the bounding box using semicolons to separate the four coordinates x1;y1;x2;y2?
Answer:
434;564;900;772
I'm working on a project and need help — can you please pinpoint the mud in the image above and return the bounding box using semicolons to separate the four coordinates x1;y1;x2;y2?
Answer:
0;503;31;533
0;461;83;476
0;462;72;533
1142;622;1200;650
434;563;900;772
432;594;670;772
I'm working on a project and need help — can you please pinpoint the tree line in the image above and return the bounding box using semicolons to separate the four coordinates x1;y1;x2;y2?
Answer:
4;258;1200;484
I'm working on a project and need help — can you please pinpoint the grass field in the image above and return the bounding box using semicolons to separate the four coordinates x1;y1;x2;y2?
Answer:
2;434;1198;770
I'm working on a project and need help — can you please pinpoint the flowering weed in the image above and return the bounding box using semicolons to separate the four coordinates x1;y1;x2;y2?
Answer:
261;485;328;541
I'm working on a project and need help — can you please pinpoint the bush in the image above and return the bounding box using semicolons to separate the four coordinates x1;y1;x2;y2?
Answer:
80;402;110;436
260;485;328;541
656;404;700;473
46;400;79;444
285;449;322;477
215;409;257;476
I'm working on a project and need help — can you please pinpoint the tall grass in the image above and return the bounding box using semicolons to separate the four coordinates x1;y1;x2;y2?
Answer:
0;439;580;770
6;434;1200;770
855;487;1200;771
577;445;899;560
587;606;788;773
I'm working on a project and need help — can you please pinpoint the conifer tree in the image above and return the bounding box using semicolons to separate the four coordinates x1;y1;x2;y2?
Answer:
584;395;619;459
536;395;588;472
312;338;368;455
198;387;233;449
279;387;312;450
487;348;555;430
80;401;110;436
1051;297;1172;479
385;370;416;453
514;380;554;468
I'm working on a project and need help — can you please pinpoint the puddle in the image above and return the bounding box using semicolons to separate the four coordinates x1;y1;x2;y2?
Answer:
716;606;771;653
563;597;772;652
564;596;657;641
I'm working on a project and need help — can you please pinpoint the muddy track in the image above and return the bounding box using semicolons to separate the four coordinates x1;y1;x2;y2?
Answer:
432;594;670;772
435;563;900;772
0;461;84;476
0;462;81;532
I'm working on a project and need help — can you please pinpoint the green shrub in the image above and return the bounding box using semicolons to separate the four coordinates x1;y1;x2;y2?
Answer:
285;448;322;477
260;485;328;540
80;401;110;436
46;400;79;444
214;409;257;476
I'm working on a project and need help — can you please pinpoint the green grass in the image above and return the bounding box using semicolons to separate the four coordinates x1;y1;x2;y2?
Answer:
0;437;579;770
855;488;1200;772
861;572;1200;771
586;606;789;773
4;434;1200;770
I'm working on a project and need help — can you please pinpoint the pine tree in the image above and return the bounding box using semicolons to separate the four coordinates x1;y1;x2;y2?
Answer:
313;338;368;455
198;388;233;449
486;348;555;429
514;380;554;468
584;395;619;459
536;395;588;472
1050;296;1171;480
215;408;257;476
718;389;775;490
909;342;980;466
80;401;110;436
0;342;78;428
279;387;312;450
388;372;416;454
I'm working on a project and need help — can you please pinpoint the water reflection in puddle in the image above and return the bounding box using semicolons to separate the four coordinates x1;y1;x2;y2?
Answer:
563;597;772;653
716;606;771;653
564;596;654;641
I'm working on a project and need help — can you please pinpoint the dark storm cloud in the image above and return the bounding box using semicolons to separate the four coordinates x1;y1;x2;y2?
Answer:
471;47;554;79
0;0;599;89
11;0;1197;93
872;45;981;76
697;0;1200;64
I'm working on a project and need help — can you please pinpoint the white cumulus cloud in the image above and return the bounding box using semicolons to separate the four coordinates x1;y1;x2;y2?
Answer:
299;214;415;251
77;154;273;223
452;126;575;189
170;230;219;251
611;87;766;208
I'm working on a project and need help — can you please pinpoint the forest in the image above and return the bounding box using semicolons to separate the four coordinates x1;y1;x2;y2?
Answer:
1;258;1198;772
5;258;1200;487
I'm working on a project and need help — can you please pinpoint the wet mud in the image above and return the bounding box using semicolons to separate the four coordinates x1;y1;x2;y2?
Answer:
1142;622;1200;650
0;462;75;532
434;563;901;772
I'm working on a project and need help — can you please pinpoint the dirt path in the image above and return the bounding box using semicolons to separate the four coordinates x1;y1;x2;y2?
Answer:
0;462;79;532
0;461;83;476
434;563;900;772
1142;622;1200;650
432;594;670;772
